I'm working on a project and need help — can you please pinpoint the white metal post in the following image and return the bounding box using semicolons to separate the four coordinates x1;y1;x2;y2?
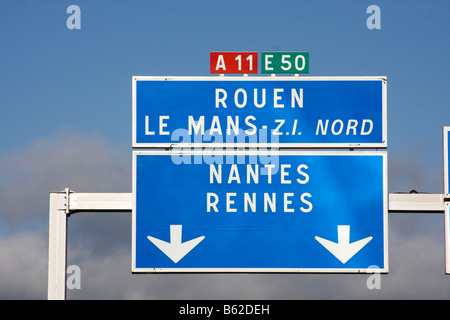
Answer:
47;191;68;300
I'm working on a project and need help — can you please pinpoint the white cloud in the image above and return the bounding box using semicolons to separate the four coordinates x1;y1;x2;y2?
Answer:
0;129;131;223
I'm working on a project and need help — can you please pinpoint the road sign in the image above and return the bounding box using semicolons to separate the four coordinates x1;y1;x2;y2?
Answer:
132;76;387;148
210;52;258;74
444;127;450;197
132;150;388;273
261;52;309;74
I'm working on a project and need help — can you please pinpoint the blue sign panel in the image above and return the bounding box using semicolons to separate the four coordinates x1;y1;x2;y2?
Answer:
132;151;388;273
132;76;387;148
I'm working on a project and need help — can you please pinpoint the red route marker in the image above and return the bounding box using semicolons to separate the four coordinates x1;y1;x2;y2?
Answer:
210;52;258;74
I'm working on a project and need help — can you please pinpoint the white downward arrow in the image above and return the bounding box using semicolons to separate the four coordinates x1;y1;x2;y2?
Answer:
147;225;205;263
315;225;373;264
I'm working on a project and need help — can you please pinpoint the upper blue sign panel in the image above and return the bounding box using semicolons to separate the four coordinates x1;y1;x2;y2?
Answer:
132;76;387;148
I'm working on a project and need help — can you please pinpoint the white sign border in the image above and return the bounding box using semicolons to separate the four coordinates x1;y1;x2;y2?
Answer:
445;203;450;274
132;76;387;149
131;149;388;274
444;127;450;197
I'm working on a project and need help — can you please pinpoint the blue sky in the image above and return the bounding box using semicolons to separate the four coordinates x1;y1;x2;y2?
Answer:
1;0;450;299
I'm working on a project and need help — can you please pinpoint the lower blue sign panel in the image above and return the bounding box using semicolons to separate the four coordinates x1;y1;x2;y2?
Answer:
132;151;388;273
444;127;450;197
